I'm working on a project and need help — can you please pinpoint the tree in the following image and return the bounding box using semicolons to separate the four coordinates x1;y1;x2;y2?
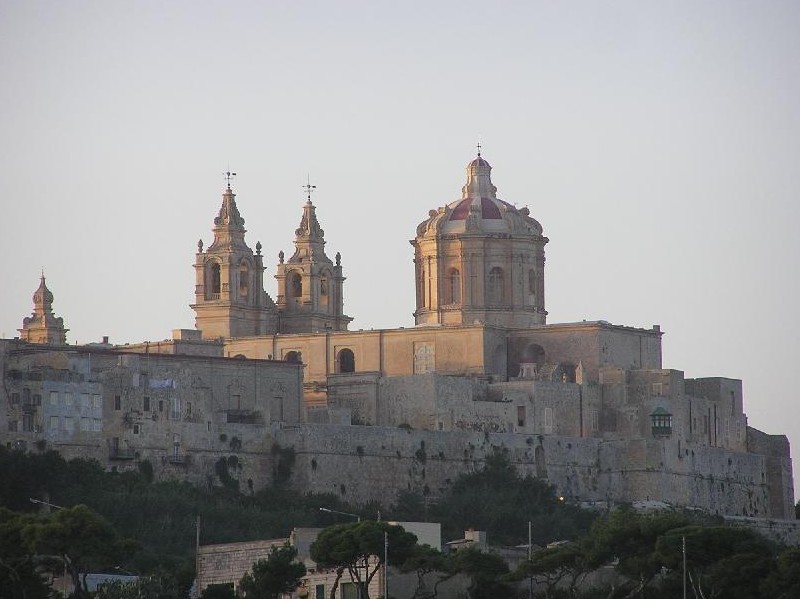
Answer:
311;521;418;599
95;573;185;599
0;508;52;599
761;547;800;598
22;504;136;598
451;546;515;599
397;544;456;599
238;544;306;599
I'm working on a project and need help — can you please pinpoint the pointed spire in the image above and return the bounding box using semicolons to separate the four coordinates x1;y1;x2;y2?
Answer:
295;189;325;243
208;176;249;253
19;273;67;344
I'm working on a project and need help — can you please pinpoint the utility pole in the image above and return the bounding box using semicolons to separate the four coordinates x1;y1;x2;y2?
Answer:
528;520;533;599
384;531;388;599
682;535;687;599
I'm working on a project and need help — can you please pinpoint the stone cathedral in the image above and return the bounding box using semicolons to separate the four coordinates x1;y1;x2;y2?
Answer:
2;152;796;528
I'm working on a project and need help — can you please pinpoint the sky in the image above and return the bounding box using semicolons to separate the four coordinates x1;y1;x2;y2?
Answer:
1;1;798;500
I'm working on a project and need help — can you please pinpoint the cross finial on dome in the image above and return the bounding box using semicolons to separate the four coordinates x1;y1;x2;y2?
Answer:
303;175;317;202
223;169;237;189
476;141;482;157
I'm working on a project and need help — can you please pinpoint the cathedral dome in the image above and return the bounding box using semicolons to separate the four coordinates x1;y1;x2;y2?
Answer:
416;155;543;237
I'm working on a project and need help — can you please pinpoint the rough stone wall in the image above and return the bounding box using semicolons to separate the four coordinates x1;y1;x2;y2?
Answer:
273;423;786;517
197;539;286;591
1;342;301;488
747;427;795;522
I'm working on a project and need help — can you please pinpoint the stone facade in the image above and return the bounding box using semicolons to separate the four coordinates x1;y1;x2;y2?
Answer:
0;339;302;482
197;530;382;599
2;152;795;524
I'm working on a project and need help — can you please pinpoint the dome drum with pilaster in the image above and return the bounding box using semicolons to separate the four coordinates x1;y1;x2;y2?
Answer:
412;153;548;328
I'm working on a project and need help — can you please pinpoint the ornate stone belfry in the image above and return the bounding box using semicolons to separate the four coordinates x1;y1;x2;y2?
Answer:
275;192;351;333
411;152;548;328
191;179;276;339
18;274;68;345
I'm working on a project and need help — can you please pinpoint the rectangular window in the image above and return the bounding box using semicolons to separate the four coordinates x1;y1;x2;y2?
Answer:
50;416;59;430
143;396;151;412
517;406;526;427
64;393;73;407
92;394;101;409
652;383;662;396
114;395;121;411
207;421;212;432
80;417;91;432
413;342;435;374
81;393;90;408
11;393;20;405
591;410;599;432
49;391;59;406
64;417;74;432
133;424;140;435
315;584;325;599
33;394;42;406
187;401;192;416
158;400;164;413
93;418;102;432
171;398;181;420
22;414;33;432
544;407;554;433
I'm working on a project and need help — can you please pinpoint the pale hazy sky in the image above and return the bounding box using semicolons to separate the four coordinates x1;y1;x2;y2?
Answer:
2;1;799;499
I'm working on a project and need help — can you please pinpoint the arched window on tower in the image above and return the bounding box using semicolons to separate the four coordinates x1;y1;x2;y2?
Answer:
528;269;535;294
337;348;355;373
239;260;250;298
488;267;504;304
209;262;221;298
288;272;302;298
448;268;461;304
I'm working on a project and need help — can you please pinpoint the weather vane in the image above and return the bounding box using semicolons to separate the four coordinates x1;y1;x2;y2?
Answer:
303;175;316;201
223;170;237;189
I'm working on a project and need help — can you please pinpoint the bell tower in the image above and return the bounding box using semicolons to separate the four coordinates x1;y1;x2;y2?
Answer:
274;185;351;333
191;175;277;339
18;274;68;345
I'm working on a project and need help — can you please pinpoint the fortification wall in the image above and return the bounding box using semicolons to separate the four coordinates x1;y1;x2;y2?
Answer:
271;424;782;517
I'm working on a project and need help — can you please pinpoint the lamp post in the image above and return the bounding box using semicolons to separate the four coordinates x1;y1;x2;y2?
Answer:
29;497;63;511
319;507;361;522
319;508;364;597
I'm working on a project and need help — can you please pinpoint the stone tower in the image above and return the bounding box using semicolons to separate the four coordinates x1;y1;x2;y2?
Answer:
274;197;351;333
411;153;548;327
192;182;276;339
19;274;68;344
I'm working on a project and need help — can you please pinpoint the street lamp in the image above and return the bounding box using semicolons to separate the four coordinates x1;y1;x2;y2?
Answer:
319;507;361;522
29;498;63;511
318;508;366;597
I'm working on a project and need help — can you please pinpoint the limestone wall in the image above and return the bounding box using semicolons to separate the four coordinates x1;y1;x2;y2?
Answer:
272;423;786;517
